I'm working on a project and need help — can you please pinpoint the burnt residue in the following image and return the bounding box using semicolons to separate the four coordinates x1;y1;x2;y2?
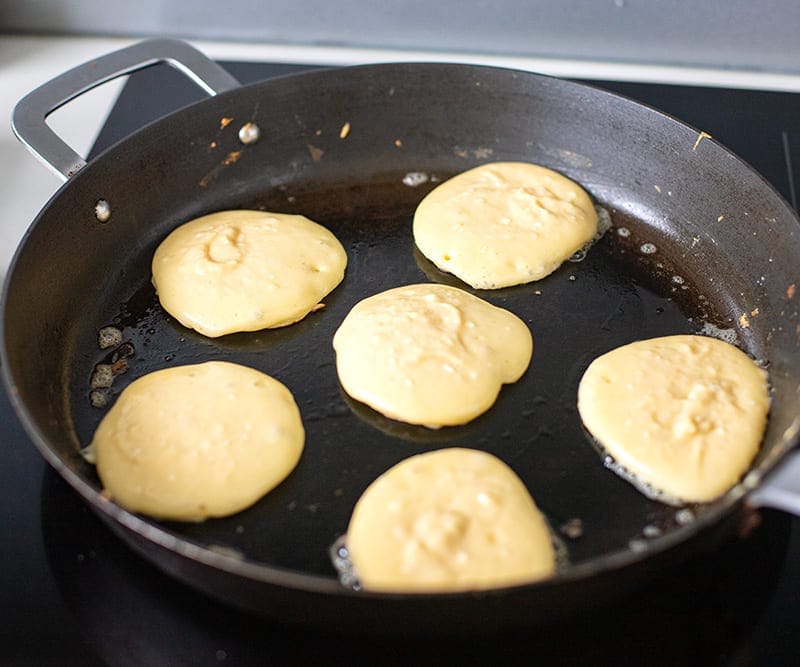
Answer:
198;150;243;188
88;336;136;407
97;326;122;349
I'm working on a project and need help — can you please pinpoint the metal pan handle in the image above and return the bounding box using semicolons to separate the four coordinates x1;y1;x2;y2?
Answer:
749;449;800;515
11;38;241;182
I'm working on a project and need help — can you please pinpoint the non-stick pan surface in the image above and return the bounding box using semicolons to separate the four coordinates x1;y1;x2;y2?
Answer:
4;50;800;632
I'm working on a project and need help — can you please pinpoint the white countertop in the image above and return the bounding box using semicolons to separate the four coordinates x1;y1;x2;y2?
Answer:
3;33;800;279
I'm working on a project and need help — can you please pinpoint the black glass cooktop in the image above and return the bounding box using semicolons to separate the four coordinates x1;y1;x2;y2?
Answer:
3;60;800;666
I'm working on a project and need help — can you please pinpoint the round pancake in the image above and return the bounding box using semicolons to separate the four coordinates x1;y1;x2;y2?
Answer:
345;447;555;592
152;209;347;337
332;283;532;428
91;361;304;521
413;161;599;289
577;334;770;503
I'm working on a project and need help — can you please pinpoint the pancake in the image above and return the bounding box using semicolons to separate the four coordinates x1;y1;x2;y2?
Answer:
413;161;598;289
577;334;770;503
332;283;532;428
90;361;304;521
152;209;347;337
345;447;555;592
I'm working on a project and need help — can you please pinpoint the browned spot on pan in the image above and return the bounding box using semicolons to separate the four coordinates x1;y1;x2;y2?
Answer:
307;144;325;162
207;117;235;151
198;150;244;188
223;150;241;165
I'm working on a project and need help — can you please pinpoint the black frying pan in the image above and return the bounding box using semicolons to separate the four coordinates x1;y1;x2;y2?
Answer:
4;39;800;634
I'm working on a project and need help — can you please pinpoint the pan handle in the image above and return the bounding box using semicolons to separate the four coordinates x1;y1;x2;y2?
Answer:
11;38;241;182
748;449;800;515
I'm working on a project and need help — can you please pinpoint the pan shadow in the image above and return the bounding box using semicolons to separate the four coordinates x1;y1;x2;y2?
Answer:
338;383;493;445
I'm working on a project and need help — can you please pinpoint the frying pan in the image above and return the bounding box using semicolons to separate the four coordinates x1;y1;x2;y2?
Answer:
4;39;800;634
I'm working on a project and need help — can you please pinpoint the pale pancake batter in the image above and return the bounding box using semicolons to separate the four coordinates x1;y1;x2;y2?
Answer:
345;448;555;592
332;283;532;428
577;335;769;503
91;361;304;521
152;210;347;337
413;162;598;289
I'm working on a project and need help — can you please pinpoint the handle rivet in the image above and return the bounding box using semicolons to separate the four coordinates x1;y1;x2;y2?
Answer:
95;199;111;223
238;122;261;145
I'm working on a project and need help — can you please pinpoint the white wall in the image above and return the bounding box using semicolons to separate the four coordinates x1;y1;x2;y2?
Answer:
2;0;799;75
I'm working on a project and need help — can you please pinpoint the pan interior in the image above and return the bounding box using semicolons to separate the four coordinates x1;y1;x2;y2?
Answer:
4;63;800;590
62;175;753;577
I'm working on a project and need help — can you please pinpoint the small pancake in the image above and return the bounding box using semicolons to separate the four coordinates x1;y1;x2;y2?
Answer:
91;361;304;521
345;447;555;592
577;335;770;503
332;283;532;428
413;161;598;289
152;209;347;337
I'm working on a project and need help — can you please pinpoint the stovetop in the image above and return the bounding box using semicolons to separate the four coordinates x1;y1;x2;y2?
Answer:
3;60;800;666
